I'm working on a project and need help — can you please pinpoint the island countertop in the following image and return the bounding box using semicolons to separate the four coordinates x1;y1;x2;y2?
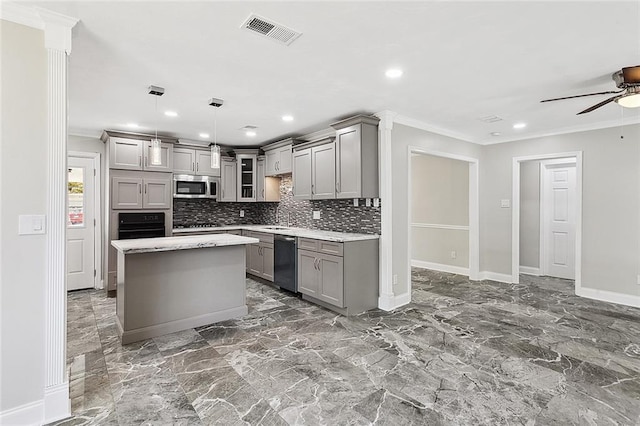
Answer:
111;234;259;254
172;225;379;242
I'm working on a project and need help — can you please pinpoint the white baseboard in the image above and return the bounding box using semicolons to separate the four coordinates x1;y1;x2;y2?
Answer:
478;271;513;283
44;382;70;424
519;266;541;276
378;291;411;311
576;286;640;308
0;398;43;426
411;260;469;277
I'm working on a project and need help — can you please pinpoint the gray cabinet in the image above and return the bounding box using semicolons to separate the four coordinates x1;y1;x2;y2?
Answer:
331;115;380;199
109;137;173;172
235;150;258;202
111;172;171;210
172;147;221;177
292;139;335;200
256;157;281;202
263;138;295;176
219;157;237;202
245;231;274;282
297;237;379;315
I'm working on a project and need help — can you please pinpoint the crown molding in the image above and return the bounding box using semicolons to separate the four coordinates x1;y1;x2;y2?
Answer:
0;2;44;29
393;114;475;143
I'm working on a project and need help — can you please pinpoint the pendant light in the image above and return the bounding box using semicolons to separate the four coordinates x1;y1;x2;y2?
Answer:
208;97;224;169
148;85;165;166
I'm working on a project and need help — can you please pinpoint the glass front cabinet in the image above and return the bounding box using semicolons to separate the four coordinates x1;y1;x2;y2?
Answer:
234;149;259;202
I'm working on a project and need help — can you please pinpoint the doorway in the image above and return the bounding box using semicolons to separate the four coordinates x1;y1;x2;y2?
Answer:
512;152;582;287
67;152;101;290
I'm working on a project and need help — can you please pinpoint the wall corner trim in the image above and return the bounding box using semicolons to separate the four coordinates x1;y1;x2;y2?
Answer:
378;291;411;311
576;287;640;309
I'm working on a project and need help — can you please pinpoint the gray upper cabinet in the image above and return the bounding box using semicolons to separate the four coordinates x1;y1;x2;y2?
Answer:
257;157;281;202
331;115;380;199
235;152;257;202
143;141;173;172
173;147;220;177
109;137;174;172
292;139;335;200
219;157;237;202
109;137;144;170
111;171;171;210
263;139;294;176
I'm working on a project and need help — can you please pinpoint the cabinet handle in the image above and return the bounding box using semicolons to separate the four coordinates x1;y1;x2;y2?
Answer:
311;184;314;195
192;162;195;172
276;161;279;171
336;182;339;193
139;156;142;167
138;183;142;194
144;184;147;194
145;156;148;167
196;162;199;172
262;189;265;198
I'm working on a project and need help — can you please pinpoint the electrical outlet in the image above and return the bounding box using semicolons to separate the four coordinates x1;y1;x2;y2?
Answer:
450;251;457;259
313;210;321;220
353;199;359;207
373;198;380;208
500;199;510;208
239;210;244;218
365;198;371;207
393;274;398;285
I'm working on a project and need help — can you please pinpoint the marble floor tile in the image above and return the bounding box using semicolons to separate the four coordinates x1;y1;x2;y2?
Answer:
53;270;640;425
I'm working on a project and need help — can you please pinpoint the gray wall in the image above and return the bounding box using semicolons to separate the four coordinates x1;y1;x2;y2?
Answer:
519;160;540;269
391;124;481;296
411;154;469;268
0;20;47;413
481;124;640;296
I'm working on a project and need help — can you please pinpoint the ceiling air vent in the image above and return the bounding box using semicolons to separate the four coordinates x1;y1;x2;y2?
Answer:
241;14;302;46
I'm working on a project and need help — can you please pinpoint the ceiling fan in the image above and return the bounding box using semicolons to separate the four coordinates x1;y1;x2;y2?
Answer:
541;65;640;115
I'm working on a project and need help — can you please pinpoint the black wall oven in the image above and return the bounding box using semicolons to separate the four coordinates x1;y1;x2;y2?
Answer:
118;212;166;240
173;175;219;199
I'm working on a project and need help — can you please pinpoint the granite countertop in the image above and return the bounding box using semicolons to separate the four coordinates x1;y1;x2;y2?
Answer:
172;225;380;242
111;234;259;254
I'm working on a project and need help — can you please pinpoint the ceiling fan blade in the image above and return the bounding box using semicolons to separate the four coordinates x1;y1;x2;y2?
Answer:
576;95;618;115
541;90;623;103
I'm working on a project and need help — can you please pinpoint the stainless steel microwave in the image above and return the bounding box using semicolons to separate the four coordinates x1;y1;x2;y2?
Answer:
173;175;219;199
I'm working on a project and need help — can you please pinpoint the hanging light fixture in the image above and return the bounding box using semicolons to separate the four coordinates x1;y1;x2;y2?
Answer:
148;85;165;166
208;97;224;169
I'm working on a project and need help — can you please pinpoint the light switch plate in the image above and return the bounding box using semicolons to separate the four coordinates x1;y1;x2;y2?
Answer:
313;210;321;220
239;210;245;218
365;198;371;207
19;215;46;235
500;199;511;208
373;198;380;208
353;199;359;207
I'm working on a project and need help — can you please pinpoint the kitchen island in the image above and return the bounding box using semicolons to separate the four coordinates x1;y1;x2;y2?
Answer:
111;233;259;344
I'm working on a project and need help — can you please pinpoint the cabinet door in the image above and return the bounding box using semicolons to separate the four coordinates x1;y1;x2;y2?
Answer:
143;178;172;209
292;149;312;199
261;243;274;282
173;148;196;174
219;159;237;202
111;177;143;209
110;138;143;170
256;159;266;202
277;145;292;174
318;253;344;307
311;143;336;199
335;126;361;199
196;150;221;177
248;244;263;276
143;141;174;172
265;150;278;176
297;249;319;297
237;155;256;202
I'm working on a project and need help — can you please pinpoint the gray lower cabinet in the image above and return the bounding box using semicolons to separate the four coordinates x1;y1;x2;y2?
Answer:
297;237;378;315
244;231;274;282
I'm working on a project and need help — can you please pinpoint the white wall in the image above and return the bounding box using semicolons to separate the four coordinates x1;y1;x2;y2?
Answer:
519;160;540;269
391;123;481;297
481;124;640;297
0;20;47;413
411;154;469;268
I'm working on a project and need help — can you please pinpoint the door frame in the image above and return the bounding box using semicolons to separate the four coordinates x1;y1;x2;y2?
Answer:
68;151;102;289
512;152;582;290
407;147;480;283
539;158;577;277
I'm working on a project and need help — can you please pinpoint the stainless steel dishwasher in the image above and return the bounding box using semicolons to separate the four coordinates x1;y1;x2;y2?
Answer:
274;235;297;293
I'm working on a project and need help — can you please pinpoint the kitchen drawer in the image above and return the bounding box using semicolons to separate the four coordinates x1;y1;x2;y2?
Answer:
298;238;343;256
246;231;274;244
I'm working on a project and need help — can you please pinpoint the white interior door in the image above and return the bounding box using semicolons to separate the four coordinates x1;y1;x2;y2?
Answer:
542;162;576;279
67;156;96;291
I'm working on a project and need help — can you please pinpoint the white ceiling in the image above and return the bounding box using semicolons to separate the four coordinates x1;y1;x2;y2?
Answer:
26;1;640;146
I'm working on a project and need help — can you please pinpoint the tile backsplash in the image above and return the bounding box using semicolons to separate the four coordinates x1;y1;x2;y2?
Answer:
173;175;381;234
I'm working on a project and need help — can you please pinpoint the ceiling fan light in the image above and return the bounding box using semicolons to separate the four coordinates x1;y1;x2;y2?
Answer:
616;93;640;108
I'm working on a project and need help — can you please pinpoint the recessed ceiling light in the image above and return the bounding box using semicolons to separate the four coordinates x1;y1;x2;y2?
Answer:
199;133;210;138
246;131;257;137
385;68;403;79
513;122;527;129
126;123;139;128
282;115;294;122
490;132;502;136
164;111;178;117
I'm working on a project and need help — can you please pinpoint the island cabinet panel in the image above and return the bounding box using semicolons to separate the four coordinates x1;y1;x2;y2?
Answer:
297;237;378;315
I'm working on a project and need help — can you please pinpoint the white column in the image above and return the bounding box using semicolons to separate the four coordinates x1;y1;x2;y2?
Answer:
375;110;397;311
38;8;78;424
